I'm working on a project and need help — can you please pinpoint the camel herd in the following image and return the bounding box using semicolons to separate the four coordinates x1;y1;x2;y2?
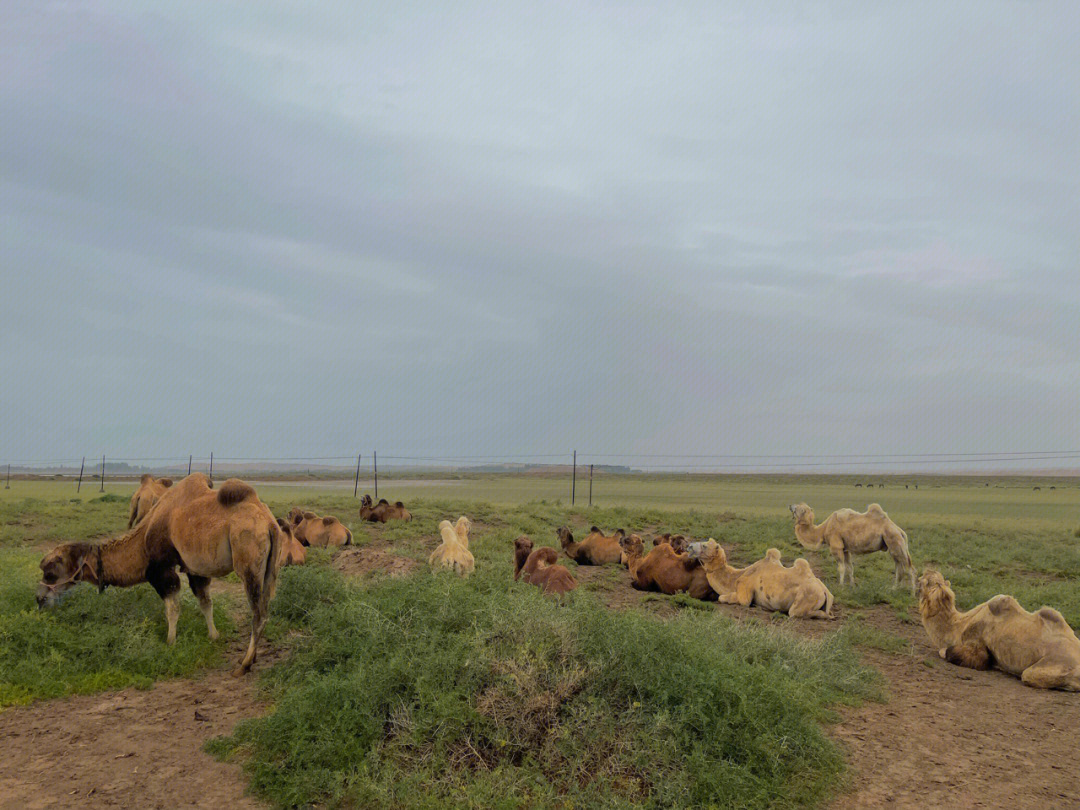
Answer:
32;478;1080;691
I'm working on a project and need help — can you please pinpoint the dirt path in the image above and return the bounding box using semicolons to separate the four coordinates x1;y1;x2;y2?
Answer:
0;663;267;810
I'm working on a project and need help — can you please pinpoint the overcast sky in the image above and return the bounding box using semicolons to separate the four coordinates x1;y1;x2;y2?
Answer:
2;1;1078;470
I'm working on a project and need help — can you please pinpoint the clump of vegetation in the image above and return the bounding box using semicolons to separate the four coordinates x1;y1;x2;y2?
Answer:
91;492;127;504
209;564;881;809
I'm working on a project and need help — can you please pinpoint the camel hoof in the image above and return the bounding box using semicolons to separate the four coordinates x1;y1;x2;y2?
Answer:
208;630;220;641
231;666;250;678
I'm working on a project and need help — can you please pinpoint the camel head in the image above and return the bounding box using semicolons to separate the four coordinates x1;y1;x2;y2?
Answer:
36;542;97;609
513;536;533;580
454;516;471;547
288;507;305;526
916;568;956;616
618;533;644;567
789;503;814;525
686;539;725;569
556;526;574;550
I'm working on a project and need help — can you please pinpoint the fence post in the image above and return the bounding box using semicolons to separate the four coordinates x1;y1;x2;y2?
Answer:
187;455;192;476
589;463;593;507
571;450;576;506
99;454;105;492
76;457;85;492
4;463;9;490
373;450;378;499
353;453;361;497
209;452;214;483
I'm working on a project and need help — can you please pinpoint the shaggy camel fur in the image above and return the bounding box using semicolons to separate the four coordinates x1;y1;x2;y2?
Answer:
557;526;624;566
429;516;474;576
620;534;716;601
277;518;307;567
688;540;834;619
917;569;1080;690
127;474;173;528
37;473;280;675
653;533;689;554
513;536;577;596
288;507;352;548
359;494;412;523
789;502;915;592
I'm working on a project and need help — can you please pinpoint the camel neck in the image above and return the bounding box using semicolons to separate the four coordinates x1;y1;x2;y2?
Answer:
96;529;151;588
794;520;825;549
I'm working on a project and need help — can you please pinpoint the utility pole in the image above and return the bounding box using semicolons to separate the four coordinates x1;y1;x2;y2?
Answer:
209;452;214;483
588;463;593;507
187;455;192;476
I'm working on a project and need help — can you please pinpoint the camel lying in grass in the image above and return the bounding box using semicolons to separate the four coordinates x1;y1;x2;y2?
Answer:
557;526;624;565
277;518;307;567
513;536;577;596
917;569;1080;690
653;533;688;554
288;507;352;548
359;494;412;523
37;473;281;675
789;502;915;593
688;540;834;619
429;516;474;576
128;474;173;528
619;534;716;601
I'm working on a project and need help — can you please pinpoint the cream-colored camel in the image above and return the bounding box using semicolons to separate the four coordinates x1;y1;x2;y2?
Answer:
38;473;280;675
128;474;173;528
687;540;834;619
789;502;915;592
917;569;1080;690
429;516;474;576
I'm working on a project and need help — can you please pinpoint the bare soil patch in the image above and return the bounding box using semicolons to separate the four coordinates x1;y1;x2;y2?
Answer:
333;546;420;579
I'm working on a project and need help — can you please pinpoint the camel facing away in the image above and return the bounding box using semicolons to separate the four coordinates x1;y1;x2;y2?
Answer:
429;516;474;576
277;518;307;567
128;474;173;528
359;494;412;523
688;540;835;620
917;569;1080;690
557;526;624;565
37;473;281;675
619;534;716;601
513;536;577;596
288;507;352;548
789;502;915;592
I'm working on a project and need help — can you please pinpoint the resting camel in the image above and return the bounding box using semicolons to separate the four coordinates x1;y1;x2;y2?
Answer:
37;473;280;675
557;526;624;565
917;569;1080;690
789;502;915;593
653;533;689;554
127;474;173;528
277;518;307;567
429;516;474;576
619;534;716;601
288;507;352;548
687;540;834;619
513;536;577;596
359;494;412;523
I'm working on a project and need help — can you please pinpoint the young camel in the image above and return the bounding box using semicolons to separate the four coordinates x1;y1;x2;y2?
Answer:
789;502;915;593
288;507;353;548
619;534;716;601
687;540;834;620
513;536;577;596
127;474;173;528
557;526;624;565
917;569;1080;690
37;473;281;676
429;516;474;576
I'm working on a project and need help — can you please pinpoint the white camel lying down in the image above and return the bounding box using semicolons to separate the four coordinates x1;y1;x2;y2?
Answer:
429;516;474;576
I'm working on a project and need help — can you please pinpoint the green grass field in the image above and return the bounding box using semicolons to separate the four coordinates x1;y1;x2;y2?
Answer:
1;475;1077;808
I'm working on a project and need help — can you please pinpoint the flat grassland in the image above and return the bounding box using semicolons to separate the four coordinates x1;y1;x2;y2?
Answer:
1;475;1078;809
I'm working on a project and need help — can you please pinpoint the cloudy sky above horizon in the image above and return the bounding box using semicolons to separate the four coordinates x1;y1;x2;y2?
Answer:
2;1;1079;471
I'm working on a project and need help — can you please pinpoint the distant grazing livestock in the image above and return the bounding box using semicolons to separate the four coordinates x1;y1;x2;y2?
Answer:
619;533;715;601
359;494;412;523
789;502;915;592
128;474;173;528
557;526;624;565
288;507;352;548
38;473;280;675
429;516;474;576
918;569;1080;690
513;536;577;596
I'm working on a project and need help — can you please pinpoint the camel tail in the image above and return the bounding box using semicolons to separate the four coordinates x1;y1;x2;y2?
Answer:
824;586;834;616
263;522;281;605
344;528;353;546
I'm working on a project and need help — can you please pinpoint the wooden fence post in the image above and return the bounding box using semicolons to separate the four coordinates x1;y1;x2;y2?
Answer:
187;455;192;476
4;463;9;490
571;450;576;506
589;463;593;507
76;457;85;492
354;453;362;497
209;452;214;483
373;451;378;499
99;454;105;492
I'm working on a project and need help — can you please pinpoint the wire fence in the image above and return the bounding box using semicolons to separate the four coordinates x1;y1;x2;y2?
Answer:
3;450;1078;505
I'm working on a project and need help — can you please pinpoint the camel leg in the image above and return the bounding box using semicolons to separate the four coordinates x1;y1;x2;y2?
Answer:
790;588;832;620
844;551;856;587
833;549;847;586
944;643;992;671
187;574;218;641
148;564;182;645
1021;660;1080;691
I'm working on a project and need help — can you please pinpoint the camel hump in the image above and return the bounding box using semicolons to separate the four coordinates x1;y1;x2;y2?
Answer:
614;528;626;537
590;526;601;533
793;558;811;572
159;478;173;487
322;516;336;526
1037;607;1069;627
986;594;1022;616
395;501;405;508
140;473;153;484
765;548;781;562
217;479;256;507
866;503;887;517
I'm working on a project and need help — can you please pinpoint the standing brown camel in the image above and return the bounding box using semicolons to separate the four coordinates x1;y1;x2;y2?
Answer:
37;473;281;676
513;536;577;596
128;474;173;528
359;494;412;523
